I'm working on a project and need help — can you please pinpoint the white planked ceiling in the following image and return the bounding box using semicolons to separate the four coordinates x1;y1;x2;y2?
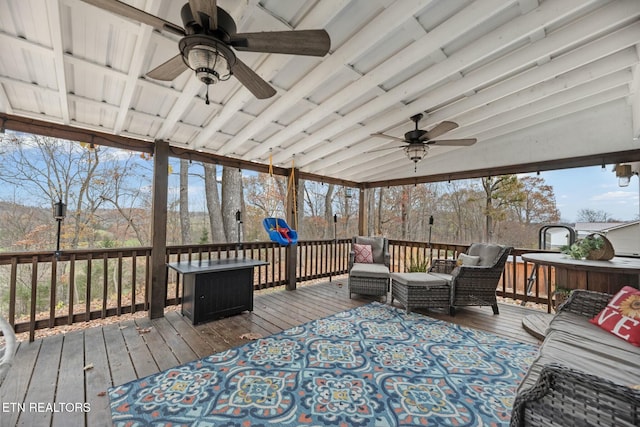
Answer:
1;0;640;184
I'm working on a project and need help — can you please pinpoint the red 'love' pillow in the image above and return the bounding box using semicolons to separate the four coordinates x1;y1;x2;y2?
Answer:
590;286;640;347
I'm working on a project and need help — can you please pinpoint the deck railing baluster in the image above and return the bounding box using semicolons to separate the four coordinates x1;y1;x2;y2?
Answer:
68;254;76;325
9;257;17;326
29;256;38;342
86;254;92;322
0;240;564;340
117;252;123;316
131;251;137;314
49;257;57;328
102;253;108;318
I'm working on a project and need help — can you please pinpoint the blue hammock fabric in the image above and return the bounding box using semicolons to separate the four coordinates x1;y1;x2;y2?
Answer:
263;217;298;245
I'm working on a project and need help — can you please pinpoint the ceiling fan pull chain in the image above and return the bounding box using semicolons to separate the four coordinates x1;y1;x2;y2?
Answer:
205;85;210;105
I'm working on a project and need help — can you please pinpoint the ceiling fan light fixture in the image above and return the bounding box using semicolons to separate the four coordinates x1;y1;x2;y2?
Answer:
187;44;232;85
405;143;428;163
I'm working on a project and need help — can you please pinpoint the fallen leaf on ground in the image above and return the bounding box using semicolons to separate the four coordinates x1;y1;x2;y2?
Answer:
136;327;152;334
239;333;262;340
83;363;94;371
97;391;106;397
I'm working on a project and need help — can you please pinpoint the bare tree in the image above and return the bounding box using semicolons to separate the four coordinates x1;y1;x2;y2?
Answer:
323;184;335;238
0;135;133;248
481;175;523;242
179;159;191;244
221;166;243;243
576;208;616;223
203;163;225;242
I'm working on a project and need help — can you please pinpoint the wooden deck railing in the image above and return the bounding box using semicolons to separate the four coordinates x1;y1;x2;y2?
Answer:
0;239;353;340
1;238;556;341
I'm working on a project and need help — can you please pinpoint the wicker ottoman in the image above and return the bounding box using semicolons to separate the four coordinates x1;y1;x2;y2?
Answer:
349;263;390;301
390;272;450;313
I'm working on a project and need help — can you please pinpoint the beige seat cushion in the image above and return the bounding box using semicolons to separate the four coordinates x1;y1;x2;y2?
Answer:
391;272;448;287
350;263;390;279
518;311;640;393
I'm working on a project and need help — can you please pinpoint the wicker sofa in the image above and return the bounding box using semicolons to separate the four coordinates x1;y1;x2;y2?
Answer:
510;289;640;427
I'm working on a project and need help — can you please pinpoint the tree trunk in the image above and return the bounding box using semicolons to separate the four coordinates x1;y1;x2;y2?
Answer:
203;163;225;242
484;189;495;243
179;159;190;244
324;184;335;238
376;187;384;235
296;179;305;237
367;189;375;235
221;166;243;243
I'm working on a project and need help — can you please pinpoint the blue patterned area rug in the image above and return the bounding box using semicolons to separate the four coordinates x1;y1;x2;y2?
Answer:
109;302;537;426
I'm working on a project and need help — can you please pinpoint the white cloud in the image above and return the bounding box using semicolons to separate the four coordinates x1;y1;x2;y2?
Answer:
591;190;638;202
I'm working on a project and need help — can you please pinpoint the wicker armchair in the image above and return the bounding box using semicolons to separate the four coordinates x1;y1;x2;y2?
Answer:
510;290;640;427
0;316;17;386
430;243;512;316
348;236;390;300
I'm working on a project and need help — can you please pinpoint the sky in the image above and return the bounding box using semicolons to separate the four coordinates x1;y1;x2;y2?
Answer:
1;132;639;223
163;162;640;223
526;165;640;223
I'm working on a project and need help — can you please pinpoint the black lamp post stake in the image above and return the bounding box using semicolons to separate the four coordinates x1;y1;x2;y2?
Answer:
331;214;337;283
235;210;243;256
54;200;66;258
428;215;434;265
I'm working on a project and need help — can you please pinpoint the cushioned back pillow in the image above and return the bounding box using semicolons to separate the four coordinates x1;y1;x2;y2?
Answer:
456;253;480;267
590;286;640;347
353;243;373;263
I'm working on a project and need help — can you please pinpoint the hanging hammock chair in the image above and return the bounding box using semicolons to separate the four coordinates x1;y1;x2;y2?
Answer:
262;152;298;246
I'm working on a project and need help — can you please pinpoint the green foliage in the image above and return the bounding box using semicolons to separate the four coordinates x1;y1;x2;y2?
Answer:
101;238;116;248
407;256;429;272
198;228;209;244
561;235;605;259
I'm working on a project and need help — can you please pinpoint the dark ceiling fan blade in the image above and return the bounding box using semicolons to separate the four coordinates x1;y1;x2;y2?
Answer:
189;0;217;30
230;30;331;56
231;58;277;99
81;0;185;36
423;121;459;140
371;132;406;142
430;138;477;146
147;54;188;81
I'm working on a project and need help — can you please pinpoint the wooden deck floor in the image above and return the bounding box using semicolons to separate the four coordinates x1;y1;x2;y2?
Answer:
0;280;547;427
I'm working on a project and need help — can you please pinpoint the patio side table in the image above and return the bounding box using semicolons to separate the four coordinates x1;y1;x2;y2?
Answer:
390;272;450;314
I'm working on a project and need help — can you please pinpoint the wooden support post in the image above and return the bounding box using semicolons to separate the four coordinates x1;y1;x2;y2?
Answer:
286;243;297;291
358;188;367;236
285;167;299;290
149;140;169;319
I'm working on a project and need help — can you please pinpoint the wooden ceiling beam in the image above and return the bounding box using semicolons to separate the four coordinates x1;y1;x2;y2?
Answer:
268;0;518;165
305;7;640;175
45;0;70;124
112;0;159;134
191;0;351;149
0;112;360;187
216;0;438;156
362;149;640;189
274;0;597;167
0;112;153;153
336;87;631;181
